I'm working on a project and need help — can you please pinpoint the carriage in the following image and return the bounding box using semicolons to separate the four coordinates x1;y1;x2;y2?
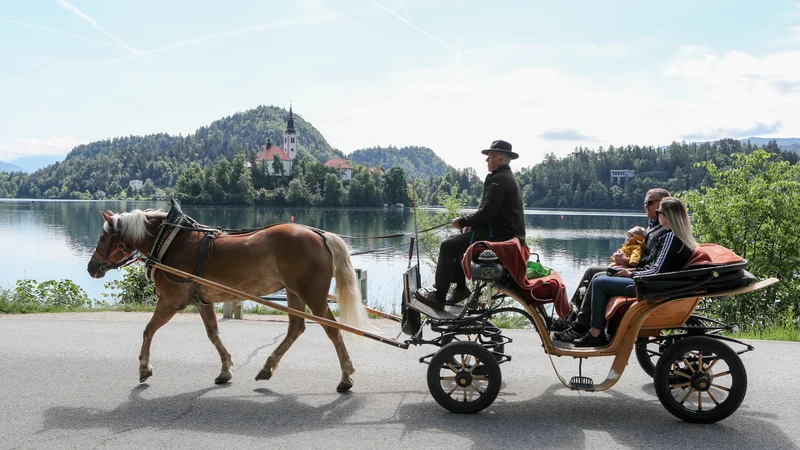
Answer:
88;200;779;425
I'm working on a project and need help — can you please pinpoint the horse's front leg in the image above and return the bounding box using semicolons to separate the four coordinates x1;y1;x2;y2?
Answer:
196;301;234;384
138;299;184;382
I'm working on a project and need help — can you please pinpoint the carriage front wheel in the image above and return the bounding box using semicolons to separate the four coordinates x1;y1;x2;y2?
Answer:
654;336;747;424
426;341;502;414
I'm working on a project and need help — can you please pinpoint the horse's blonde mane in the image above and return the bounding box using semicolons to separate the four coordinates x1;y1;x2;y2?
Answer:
104;209;167;241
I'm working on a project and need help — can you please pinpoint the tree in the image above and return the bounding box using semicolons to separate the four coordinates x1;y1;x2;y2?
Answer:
682;150;800;331
142;179;156;197
176;162;205;198
272;153;284;177
286;178;311;205
384;166;411;205
322;173;345;206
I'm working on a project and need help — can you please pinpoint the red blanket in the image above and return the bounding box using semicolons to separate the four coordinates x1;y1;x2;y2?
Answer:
461;239;570;318
684;243;745;268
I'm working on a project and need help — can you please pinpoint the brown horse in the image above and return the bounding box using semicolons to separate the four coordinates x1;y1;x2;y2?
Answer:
86;207;372;392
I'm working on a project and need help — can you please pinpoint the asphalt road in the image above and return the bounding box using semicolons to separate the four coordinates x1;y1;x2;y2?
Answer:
1;312;798;450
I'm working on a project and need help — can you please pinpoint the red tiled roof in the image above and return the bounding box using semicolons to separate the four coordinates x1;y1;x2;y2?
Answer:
324;158;353;169
368;167;385;176
256;145;291;162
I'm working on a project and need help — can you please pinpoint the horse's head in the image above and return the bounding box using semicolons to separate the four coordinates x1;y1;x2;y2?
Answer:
87;209;159;278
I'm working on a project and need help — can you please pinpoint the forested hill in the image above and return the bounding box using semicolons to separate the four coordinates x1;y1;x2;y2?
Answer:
515;138;799;209
349;146;452;179
14;105;342;198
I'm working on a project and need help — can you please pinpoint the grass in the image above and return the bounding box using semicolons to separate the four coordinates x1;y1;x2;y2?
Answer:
725;326;800;342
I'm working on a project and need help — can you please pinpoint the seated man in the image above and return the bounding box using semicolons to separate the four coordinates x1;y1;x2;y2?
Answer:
552;188;671;334
416;140;526;309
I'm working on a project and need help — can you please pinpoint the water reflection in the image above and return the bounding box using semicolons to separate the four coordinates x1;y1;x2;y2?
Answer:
0;200;648;310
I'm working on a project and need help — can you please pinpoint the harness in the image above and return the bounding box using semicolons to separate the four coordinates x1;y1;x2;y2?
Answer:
145;199;221;306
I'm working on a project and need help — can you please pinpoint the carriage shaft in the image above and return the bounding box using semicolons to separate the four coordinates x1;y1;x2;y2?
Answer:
147;260;410;349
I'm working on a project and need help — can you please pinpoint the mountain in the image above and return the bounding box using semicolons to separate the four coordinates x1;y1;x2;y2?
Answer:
16;105;344;198
0;161;25;173
741;137;800;152
741;137;800;146
348;146;452;180
6;154;65;173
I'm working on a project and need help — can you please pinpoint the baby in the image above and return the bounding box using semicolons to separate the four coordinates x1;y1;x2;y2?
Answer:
610;226;647;268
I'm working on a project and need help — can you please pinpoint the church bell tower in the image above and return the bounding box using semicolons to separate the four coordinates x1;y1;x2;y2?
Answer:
283;103;297;160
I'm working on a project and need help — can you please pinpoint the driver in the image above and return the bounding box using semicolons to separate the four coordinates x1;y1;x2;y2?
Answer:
415;140;526;310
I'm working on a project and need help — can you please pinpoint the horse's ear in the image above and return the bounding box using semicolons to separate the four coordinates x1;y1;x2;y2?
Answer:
101;211;113;224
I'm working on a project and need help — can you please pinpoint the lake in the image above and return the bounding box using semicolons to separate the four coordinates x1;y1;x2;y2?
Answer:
0;200;647;311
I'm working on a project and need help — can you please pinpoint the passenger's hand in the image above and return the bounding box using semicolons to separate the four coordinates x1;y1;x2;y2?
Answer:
613;268;633;278
452;218;463;230
612;252;629;265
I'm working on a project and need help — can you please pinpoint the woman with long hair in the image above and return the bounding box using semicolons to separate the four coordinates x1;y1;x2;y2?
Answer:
556;197;697;347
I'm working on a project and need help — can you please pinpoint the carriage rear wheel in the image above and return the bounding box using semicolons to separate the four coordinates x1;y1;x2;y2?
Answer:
654;336;747;424
635;316;703;378
427;341;502;414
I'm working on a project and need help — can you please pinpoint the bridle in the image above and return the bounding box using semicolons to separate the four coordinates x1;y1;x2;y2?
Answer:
93;229;137;273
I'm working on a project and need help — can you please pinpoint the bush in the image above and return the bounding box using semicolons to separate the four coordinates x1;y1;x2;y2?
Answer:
0;279;91;313
103;264;157;306
682;150;800;330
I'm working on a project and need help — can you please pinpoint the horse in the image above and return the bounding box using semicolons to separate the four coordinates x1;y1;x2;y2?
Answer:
86;205;372;392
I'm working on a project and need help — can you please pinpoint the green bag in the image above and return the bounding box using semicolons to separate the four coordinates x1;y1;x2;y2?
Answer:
526;258;551;279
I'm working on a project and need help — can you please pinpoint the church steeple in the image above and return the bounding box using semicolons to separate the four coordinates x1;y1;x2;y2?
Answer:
283;102;297;160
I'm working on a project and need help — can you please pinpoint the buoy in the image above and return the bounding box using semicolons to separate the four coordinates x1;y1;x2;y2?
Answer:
291;215;295;222
560;215;564;219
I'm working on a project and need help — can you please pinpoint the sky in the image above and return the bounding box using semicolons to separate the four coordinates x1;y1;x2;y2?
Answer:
1;0;799;173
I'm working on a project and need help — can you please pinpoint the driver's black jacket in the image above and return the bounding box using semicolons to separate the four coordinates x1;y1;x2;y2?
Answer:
457;164;525;242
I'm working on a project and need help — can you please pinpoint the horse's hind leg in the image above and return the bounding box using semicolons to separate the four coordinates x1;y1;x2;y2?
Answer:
197;301;234;384
306;301;356;393
139;299;184;383
256;293;305;381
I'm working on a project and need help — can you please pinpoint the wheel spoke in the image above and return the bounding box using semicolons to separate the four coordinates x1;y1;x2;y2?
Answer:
672;369;692;380
472;375;487;380
447;385;458;395
706;358;719;372
710;383;730;392
707;389;721;406
711;370;731;379
463;387;468;402
440;376;456;381
469;383;485;395
670;381;693;390
679;387;696;404
683;358;696;374
698;353;703;372
469;361;482;374
446;363;459;374
698;391;703;411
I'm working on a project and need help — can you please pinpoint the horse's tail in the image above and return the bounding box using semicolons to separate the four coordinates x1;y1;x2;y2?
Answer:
322;232;375;332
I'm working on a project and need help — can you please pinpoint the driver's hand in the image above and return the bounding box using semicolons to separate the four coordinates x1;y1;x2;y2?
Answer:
452;218;463;230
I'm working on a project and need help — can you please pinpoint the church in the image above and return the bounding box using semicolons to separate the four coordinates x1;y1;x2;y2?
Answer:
255;105;298;176
254;104;362;181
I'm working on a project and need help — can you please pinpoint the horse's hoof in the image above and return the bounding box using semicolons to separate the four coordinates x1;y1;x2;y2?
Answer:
336;379;353;392
139;366;153;383
215;372;232;384
255;367;273;381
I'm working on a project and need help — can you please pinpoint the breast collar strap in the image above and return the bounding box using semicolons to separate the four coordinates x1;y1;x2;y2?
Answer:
146;210;188;282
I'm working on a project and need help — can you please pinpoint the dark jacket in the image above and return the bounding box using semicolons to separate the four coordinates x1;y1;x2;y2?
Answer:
634;231;693;278
635;219;668;268
458;164;525;241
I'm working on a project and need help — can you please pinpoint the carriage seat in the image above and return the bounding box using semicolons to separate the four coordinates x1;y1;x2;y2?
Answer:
603;243;746;320
461;238;571;318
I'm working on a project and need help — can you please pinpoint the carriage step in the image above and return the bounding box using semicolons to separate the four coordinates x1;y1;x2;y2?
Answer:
568;376;595;391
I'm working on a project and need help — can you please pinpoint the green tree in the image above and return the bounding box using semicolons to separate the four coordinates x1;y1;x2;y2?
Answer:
682;150;800;330
272;153;285;177
322;173;345;206
384;166;411;205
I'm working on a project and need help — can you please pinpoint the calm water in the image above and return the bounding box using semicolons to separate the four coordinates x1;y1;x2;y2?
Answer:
0;200;647;311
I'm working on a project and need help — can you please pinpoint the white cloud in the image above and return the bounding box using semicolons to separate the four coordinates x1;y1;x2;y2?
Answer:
297;44;800;172
0;136;85;161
